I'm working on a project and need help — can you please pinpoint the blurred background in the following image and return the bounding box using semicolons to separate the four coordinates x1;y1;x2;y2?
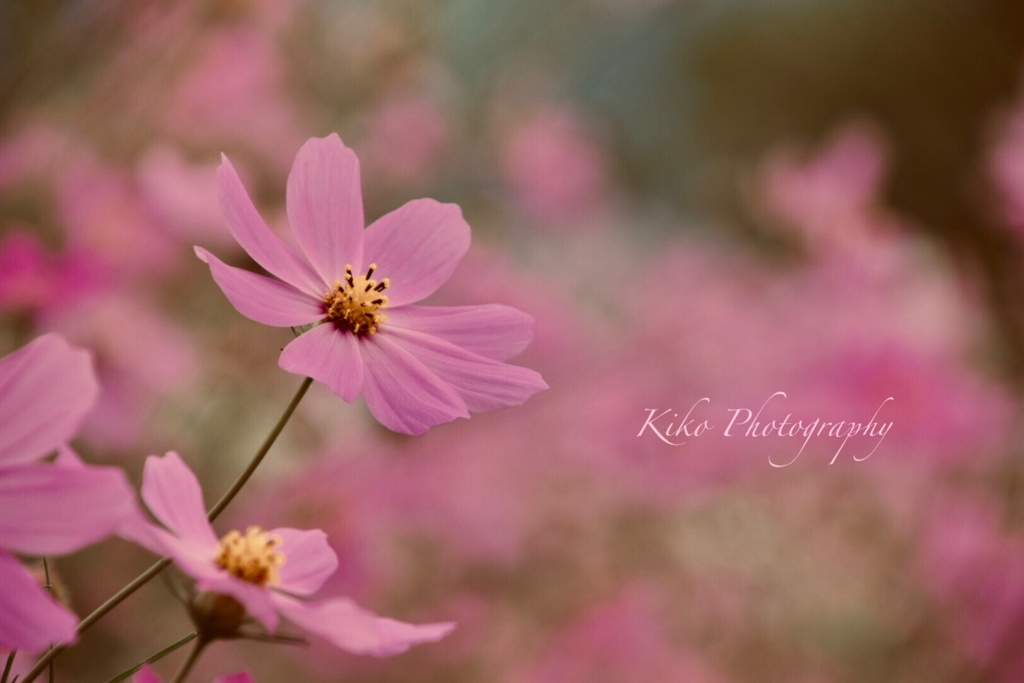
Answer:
3;0;1024;680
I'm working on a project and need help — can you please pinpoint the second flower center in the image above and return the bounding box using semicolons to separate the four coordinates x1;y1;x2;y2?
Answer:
323;263;390;336
214;526;285;586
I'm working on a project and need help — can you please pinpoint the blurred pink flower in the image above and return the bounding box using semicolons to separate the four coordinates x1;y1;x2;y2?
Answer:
507;586;727;683
163;28;306;173
122;452;454;656
196;134;546;434
56;154;178;277
0;334;135;652
363;95;449;184
137;144;234;249
0;229;109;318
501;107;610;227
133;663;253;683
39;293;199;451
917;497;1024;678
755;120;906;277
988;94;1024;233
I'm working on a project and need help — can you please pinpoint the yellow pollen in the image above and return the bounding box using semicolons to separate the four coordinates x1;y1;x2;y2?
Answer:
323;263;390;336
214;526;285;586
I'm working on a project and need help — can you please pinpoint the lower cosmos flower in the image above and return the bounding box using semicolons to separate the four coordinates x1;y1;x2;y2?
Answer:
0;333;135;652
120;452;454;655
195;133;547;435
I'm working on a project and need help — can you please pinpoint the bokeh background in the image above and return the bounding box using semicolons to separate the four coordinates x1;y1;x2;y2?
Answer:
4;0;1024;681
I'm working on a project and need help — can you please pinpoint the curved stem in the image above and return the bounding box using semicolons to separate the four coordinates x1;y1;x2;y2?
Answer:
21;377;314;683
104;631;197;683
170;637;207;683
206;376;313;522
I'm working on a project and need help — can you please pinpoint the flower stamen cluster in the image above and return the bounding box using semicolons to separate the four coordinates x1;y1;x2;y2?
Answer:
215;526;284;586
324;263;390;335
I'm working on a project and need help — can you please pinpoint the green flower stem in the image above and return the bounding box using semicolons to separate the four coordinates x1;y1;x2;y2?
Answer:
170;637;207;683
21;376;314;683
105;632;198;683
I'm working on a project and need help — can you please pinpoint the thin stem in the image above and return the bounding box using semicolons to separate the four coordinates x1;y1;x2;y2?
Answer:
170;638;207;683
206;376;313;522
22;558;173;683
104;632;197;683
21;377;314;683
41;559;53;683
2;651;15;683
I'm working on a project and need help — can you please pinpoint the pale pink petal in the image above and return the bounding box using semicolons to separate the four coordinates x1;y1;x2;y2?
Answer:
197;573;279;632
363;199;471;307
195;247;324;327
132;665;163;683
0;462;134;555
217;156;325;296
272;528;338;596
360;334;468;435
140;452;218;550
279;325;363;401
384;327;548;413
273;594;455;656
118;500;221;583
0;551;78;651
286;134;364;284
0;334;98;466
386;304;534;361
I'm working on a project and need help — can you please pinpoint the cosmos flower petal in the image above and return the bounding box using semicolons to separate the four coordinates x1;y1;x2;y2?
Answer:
385;327;548;413
139;452;219;550
0;550;78;651
286;134;364;283
0;334;98;466
217;156;325;296
195;247;324;327
279;325;364;401
363;199;471;307
360;334;469;435
132;665;163;683
272;528;338;596
0;461;134;555
386;304;535;361
273;594;456;656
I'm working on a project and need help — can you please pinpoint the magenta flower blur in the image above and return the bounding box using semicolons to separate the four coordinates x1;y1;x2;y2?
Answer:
122;452;454;655
0;334;134;652
134;664;253;683
195;134;547;434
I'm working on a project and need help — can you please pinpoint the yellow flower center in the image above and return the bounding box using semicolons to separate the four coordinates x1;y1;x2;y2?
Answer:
214;526;285;586
323;263;390;336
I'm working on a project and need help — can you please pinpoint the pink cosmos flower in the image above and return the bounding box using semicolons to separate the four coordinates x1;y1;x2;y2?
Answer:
134;664;253;683
195;134;547;434
122;451;455;656
0;334;135;652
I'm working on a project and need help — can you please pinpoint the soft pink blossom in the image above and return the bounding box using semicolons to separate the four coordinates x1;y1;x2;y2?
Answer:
122;452;455;656
196;134;547;434
0;334;135;652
